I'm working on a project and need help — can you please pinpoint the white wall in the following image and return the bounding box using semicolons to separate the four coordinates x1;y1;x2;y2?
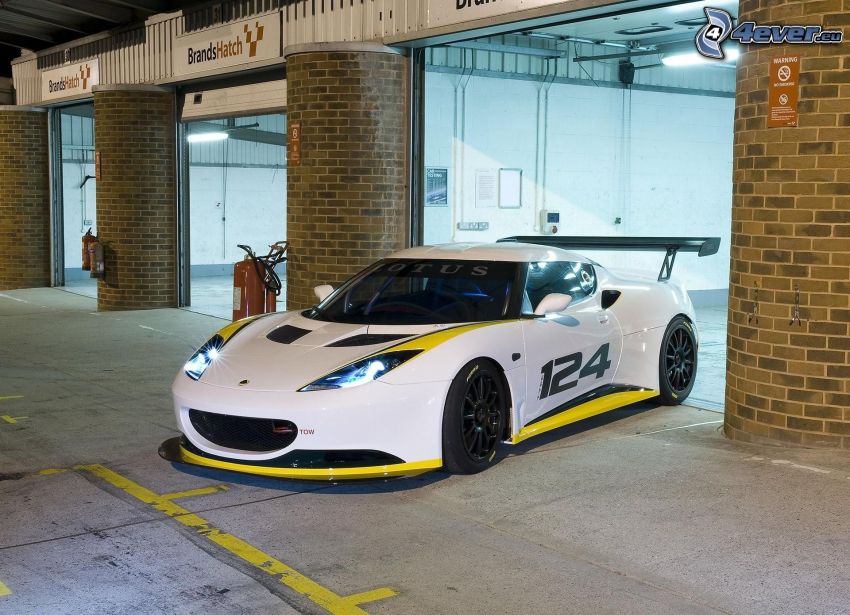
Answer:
189;165;287;270
62;160;97;272
424;71;733;292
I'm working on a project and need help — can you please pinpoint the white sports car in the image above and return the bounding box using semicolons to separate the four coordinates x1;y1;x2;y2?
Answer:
163;237;719;480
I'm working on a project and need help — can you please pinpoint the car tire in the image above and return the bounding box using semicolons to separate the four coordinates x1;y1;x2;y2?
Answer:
442;358;507;474
658;316;698;406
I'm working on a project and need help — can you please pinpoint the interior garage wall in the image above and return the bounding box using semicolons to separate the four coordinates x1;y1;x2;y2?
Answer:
424;70;734;294
189;166;287;273
60;113;96;278
186;114;287;275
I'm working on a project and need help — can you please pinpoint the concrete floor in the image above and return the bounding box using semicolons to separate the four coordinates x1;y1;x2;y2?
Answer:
61;277;728;410
2;288;850;614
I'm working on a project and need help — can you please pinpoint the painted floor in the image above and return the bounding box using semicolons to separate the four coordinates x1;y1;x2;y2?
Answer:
2;288;849;614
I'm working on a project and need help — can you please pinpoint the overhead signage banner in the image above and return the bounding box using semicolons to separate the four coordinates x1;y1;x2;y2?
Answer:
173;13;281;77
428;0;570;28
41;59;99;101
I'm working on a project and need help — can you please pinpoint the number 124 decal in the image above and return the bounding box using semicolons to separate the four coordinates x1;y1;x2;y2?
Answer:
539;343;612;400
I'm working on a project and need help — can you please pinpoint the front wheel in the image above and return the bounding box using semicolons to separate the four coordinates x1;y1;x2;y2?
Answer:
442;359;507;474
658;316;698;405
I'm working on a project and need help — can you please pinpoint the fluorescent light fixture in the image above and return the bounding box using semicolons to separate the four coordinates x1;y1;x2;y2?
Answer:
187;131;228;143
662;47;739;67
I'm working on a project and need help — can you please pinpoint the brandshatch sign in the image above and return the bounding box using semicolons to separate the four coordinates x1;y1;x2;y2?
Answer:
41;60;100;101
173;13;281;77
428;0;569;28
768;54;800;128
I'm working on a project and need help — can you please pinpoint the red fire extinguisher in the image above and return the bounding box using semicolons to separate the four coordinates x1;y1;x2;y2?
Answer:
82;228;96;271
88;239;105;279
232;241;287;321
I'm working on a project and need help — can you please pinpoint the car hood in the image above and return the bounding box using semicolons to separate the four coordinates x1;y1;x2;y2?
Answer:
198;312;442;392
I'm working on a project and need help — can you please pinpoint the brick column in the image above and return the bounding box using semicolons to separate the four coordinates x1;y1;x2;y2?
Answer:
726;1;850;446
0;106;50;290
93;85;177;310
284;43;409;310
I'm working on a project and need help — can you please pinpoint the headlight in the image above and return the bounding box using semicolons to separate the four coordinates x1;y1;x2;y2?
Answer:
299;350;422;391
184;334;224;381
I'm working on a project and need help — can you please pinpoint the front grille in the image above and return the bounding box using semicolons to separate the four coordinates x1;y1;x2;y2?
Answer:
189;409;297;452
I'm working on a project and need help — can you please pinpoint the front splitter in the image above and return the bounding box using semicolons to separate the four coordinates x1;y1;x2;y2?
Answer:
159;437;442;481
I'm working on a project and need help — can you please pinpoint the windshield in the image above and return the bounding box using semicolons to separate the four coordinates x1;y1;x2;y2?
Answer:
308;259;519;325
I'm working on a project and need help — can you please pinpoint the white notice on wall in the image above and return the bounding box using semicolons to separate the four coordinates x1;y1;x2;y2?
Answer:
499;168;522;209
475;169;498;208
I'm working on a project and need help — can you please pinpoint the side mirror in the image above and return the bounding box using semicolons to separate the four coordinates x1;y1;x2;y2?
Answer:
601;289;621;310
314;284;334;303
534;293;572;316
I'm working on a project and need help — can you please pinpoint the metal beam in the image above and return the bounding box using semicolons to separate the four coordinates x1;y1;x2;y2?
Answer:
574;48;660;62
0;23;55;44
0;6;88;34
30;0;131;24
189;122;285;147
447;40;566;58
97;0;164;14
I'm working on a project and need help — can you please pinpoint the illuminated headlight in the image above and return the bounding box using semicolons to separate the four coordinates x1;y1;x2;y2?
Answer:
184;334;224;381
299;350;422;392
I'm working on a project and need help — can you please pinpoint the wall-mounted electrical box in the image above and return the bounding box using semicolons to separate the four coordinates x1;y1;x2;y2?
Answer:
540;210;560;235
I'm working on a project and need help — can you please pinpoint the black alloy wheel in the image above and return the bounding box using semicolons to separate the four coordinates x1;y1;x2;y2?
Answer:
659;316;697;405
442;359;507;474
462;372;501;462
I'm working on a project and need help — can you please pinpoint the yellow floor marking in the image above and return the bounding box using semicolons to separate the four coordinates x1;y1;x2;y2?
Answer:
160;485;230;500
77;464;397;614
343;587;400;605
0;580;11;597
38;468;68;475
1;416;27;424
0;395;23;402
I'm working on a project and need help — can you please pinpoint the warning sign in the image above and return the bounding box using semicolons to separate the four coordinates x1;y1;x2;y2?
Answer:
768;54;800;128
289;121;301;167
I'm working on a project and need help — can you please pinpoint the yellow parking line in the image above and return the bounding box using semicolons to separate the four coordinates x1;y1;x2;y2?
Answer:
344;587;400;605
0;580;11;597
1;416;27;424
0;395;23;402
77;464;397;615
160;485;230;500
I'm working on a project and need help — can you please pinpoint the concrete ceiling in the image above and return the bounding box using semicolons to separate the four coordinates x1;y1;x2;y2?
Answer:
0;0;201;77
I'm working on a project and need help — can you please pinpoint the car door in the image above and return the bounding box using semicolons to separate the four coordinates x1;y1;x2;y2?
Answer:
520;261;623;427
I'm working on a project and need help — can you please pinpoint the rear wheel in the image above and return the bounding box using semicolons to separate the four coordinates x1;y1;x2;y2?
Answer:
659;316;697;405
442;359;506;474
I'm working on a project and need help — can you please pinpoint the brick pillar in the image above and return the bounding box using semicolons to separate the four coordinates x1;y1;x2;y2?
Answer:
93;85;177;310
726;1;850;447
0;106;50;290
285;43;409;310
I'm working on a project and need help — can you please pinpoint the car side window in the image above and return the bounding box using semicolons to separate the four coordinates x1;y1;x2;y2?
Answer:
523;261;596;313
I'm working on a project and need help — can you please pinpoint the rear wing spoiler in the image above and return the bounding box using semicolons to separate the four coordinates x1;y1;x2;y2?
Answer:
497;236;721;282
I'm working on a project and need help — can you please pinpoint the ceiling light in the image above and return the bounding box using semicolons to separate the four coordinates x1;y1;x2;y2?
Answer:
615;25;672;36
187;131;229;143
662;52;709;67
662;47;739;67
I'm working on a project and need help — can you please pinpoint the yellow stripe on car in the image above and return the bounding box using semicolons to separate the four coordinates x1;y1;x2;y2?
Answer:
299;320;516;391
386;320;513;354
216;313;268;343
511;389;659;444
179;445;442;480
